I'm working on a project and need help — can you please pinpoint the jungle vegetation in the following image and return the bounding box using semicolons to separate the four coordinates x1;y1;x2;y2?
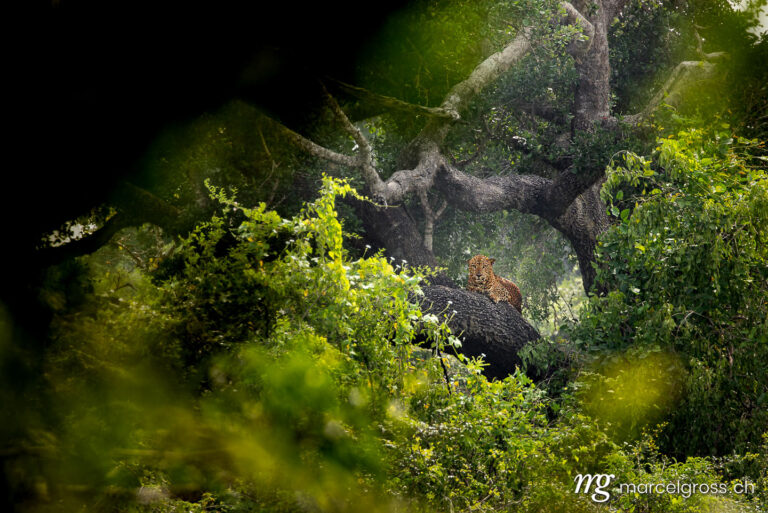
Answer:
2;0;768;511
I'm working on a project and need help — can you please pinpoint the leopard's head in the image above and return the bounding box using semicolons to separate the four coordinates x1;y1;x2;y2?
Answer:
468;254;495;286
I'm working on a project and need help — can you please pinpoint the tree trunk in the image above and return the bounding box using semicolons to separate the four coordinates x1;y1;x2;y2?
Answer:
549;181;610;293
349;197;456;287
419;286;541;379
572;0;612;132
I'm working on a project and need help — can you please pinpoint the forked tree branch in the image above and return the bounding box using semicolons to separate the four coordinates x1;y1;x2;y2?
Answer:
273;6;599;207
261;4;608;227
418;191;449;252
561;1;594;59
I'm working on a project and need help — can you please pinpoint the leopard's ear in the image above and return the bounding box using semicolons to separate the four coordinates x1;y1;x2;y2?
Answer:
489;258;496;264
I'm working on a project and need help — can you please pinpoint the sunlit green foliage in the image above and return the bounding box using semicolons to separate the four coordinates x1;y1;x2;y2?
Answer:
5;1;768;510
5;172;760;512
605;429;760;513
8;178;458;511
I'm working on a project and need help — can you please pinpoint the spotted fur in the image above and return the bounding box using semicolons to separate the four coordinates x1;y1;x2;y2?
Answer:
467;255;522;313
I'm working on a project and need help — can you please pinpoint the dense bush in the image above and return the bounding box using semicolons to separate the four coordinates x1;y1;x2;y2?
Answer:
4;173;758;512
573;128;768;459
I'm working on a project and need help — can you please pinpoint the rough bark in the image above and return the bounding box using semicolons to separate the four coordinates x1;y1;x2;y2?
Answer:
419;286;541;379
549;181;610;293
571;0;612;132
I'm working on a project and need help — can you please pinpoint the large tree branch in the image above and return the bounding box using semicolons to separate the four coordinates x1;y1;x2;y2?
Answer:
571;0;611;131
441;28;534;117
366;29;538;200
275;10;594;205
434;163;552;215
385;3;596;189
434;152;609;223
542;162;609;218
419;286;541;379
433;161;609;292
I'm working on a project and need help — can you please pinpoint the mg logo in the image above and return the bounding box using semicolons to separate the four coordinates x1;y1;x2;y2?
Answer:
573;473;615;503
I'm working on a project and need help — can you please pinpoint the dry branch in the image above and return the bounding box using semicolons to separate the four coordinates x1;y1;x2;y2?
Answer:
326;78;459;120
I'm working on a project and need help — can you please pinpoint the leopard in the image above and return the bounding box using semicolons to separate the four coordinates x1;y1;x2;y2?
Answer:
467;255;522;313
